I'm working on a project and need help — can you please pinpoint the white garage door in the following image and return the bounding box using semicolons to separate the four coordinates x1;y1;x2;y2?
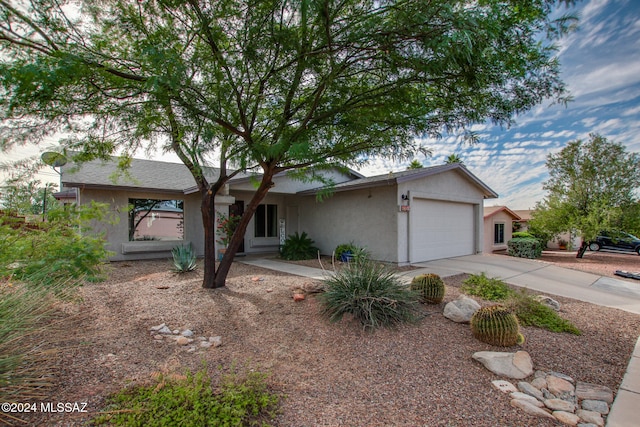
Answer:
410;199;475;262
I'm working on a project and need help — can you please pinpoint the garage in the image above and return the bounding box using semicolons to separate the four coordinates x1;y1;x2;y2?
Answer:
410;199;476;262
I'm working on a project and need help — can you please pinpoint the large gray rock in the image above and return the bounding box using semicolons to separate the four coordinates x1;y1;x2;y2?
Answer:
443;296;480;323
534;295;561;311
518;381;544;401
575;382;613;404
472;351;533;379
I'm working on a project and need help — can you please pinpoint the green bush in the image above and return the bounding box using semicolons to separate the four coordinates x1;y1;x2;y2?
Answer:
334;243;369;262
91;366;280;427
0;202;113;287
279;232;319;261
172;243;197;273
319;259;420;329
461;272;513;301
512;231;535;239
507;237;543;259
461;274;581;335
505;290;581;335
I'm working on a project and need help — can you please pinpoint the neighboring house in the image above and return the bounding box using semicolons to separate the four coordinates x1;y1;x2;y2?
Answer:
512;209;532;232
56;157;498;264
510;209;580;250
483;206;521;253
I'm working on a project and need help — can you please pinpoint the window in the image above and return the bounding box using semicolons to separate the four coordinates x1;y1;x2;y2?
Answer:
129;198;184;241
255;204;277;237
494;223;505;245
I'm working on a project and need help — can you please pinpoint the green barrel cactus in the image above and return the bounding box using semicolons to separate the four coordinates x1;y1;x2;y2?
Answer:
470;304;523;347
410;273;445;304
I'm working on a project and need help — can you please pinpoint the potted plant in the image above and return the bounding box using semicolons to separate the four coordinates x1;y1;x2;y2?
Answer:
558;239;568;250
216;212;241;260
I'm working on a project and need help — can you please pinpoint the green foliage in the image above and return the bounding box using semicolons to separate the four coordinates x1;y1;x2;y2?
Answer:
507;237;543;259
410;273;445;304
530;134;640;245
172;244;197;273
505;291;581;335
0;202;113;286
91;366;280;427
406;159;424;170
319;259;420;330
462;274;580;335
334;243;357;260
462;273;513;301
280;232;319;261
334;243;369;262
470;305;522;347
0;0;576;286
512;231;535;239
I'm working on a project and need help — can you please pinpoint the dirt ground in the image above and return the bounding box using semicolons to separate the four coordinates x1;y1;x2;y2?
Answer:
13;252;640;427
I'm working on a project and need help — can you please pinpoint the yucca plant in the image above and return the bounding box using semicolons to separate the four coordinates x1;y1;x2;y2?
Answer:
319;259;420;330
172;244;197;273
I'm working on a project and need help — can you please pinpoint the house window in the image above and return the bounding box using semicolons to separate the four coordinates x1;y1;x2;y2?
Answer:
255;204;277;237
128;198;184;241
494;223;505;245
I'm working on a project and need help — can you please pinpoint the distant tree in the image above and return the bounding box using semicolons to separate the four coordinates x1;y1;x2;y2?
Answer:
445;154;464;165
406;160;424;170
0;0;575;288
0;159;58;217
529;134;640;258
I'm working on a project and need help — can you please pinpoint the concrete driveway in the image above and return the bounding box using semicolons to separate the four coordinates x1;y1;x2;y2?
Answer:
408;254;640;315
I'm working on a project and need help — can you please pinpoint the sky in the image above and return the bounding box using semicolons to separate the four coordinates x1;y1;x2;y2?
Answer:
2;0;639;210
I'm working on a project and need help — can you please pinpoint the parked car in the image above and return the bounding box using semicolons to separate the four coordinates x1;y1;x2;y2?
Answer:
588;231;640;255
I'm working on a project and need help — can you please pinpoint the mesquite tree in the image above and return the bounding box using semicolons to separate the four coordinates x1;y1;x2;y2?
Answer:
1;0;575;287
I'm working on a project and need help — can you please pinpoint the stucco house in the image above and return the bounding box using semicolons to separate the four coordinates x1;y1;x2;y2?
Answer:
483;206;521;253
56;157;498;265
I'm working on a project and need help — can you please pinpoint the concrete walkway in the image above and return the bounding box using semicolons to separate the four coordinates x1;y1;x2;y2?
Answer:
239;254;640;427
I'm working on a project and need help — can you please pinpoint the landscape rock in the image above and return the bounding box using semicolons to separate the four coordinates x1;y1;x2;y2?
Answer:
547;375;575;397
200;341;212;348
209;336;222;347
534;295;561;311
149;323;166;332
293;293;305;301
491;380;517;394
443;296;480;323
575;382;613;404
510;399;555;420
531;377;548;390
473;351;533;379
176;336;193;346
157;325;172;334
553;410;580;426
510;392;544;407
576;409;604;427
581;400;609;414
518;381;545;401
181;329;194;337
545;398;576;412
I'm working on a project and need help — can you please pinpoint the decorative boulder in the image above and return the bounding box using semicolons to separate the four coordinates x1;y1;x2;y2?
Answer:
472;350;534;379
534;295;561;311
443;296;480;323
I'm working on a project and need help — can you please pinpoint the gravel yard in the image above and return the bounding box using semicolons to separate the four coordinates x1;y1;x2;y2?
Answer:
18;253;640;427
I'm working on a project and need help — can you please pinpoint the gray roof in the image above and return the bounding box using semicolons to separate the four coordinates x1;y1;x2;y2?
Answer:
61;157;219;194
298;163;498;198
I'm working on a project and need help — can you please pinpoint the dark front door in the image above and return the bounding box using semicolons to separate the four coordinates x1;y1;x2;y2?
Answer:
230;200;245;253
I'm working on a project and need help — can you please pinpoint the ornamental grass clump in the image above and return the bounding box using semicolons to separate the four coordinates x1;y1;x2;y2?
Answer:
319;259;420;330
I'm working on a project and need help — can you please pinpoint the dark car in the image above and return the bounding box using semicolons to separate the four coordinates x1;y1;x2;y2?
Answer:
588;231;640;255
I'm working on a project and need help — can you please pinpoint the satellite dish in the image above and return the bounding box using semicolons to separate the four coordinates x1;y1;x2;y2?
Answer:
41;151;68;168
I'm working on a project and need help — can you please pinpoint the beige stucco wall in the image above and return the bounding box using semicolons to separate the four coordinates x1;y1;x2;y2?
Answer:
483;211;514;253
293;185;399;262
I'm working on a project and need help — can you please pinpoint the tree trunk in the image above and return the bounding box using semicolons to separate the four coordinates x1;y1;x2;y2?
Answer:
213;171;275;288
576;240;588;258
201;189;218;288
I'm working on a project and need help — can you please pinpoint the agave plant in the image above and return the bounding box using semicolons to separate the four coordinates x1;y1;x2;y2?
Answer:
172;244;197;273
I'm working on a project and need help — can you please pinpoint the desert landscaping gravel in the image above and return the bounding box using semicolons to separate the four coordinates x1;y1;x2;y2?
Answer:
18;252;640;427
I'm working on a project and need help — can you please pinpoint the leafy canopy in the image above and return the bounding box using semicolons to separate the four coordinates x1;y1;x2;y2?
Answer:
530;133;640;241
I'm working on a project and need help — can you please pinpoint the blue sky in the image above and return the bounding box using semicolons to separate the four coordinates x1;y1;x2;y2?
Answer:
368;0;640;210
2;0;639;210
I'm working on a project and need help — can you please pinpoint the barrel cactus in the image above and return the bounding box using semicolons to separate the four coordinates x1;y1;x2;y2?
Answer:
410;273;445;304
470;304;523;347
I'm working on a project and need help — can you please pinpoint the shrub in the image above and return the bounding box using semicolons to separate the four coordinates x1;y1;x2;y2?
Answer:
280;232;319;261
512;231;535;239
334;243;369;263
461;273;513;301
507;237;543;259
410;273;445;304
91;366;280;427
172;243;197;273
505;290;581;335
470;304;523;347
319;259;420;329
